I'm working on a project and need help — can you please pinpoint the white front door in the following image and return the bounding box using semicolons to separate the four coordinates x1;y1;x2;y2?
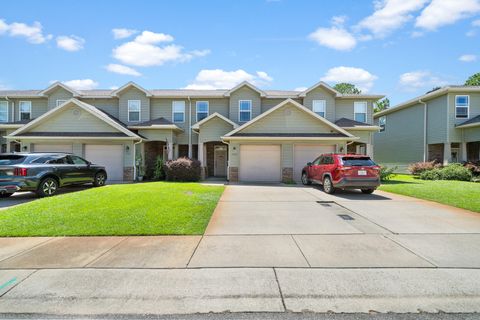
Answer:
84;144;124;181
293;144;336;182
239;145;281;182
214;145;227;177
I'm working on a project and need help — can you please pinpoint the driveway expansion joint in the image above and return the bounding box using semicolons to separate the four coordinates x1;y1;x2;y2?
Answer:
83;236;129;267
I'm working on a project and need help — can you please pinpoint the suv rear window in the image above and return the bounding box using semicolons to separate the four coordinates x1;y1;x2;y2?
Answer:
341;156;376;166
0;155;27;165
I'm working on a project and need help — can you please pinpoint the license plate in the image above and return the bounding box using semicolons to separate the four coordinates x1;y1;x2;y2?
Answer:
358;170;367;176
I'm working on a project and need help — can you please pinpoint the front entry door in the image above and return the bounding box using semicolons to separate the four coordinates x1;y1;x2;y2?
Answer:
214;145;227;177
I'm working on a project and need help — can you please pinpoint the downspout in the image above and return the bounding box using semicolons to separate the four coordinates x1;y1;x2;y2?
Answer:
187;96;192;158
419;99;427;162
5;96;11;122
133;138;143;181
223;139;230;180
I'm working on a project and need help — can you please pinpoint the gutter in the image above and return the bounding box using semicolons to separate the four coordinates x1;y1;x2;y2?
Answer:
419;99;427;162
188;96;192;158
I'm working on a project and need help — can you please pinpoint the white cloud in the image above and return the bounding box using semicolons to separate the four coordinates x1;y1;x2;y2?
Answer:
112;28;138;39
398;71;448;91
184;69;273;90
331;15;348;26
416;0;480;30
294;86;308;92
109;85;119;90
356;0;429;38
466;30;477;36
459;54;477;62
112;30;210;67
320;66;378;92
0;19;52;44
62;79;99;90
473;19;480;26
56;35;84;51
105;64;142;76
309;26;357;51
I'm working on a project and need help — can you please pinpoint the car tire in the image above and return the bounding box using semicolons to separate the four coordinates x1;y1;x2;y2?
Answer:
301;172;311;185
361;188;375;194
37;177;59;197
323;176;335;194
93;172;107;187
0;193;13;198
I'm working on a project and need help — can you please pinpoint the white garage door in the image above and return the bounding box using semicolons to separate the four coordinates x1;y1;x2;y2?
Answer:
239;145;281;182
85;144;124;181
293;144;336;182
33;144;72;153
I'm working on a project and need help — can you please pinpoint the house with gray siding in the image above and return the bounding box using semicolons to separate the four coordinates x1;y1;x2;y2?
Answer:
374;86;480;171
0;80;383;183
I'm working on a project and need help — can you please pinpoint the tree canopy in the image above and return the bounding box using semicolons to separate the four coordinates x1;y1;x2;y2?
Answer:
333;83;362;94
465;72;480;86
374;98;390;113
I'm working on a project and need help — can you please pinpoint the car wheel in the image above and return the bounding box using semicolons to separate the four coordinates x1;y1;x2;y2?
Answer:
37;177;58;197
0;193;13;198
323;176;335;194
93;172;107;187
361;188;375;194
301;172;311;185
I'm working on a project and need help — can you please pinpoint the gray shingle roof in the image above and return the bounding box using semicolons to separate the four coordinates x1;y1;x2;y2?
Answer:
335;118;375;127
457;115;480;127
231;133;348;137
16;132;129;137
131;117;174;126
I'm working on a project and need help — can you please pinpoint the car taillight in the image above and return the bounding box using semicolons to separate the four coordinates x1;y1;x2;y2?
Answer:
14;168;28;176
337;166;352;171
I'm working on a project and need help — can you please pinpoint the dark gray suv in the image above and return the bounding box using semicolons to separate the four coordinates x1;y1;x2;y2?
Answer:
0;153;107;198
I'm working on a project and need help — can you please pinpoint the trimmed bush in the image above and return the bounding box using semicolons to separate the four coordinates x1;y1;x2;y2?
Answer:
408;161;441;175
164;157;201;182
464;161;480;176
419;163;472;181
380;165;397;181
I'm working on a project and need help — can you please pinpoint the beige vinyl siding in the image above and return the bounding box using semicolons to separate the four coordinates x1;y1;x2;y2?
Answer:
118;87;150;124
150;98;193;144
138;129;174;143
30;106;118;133
346;130;372;144
335;99;374;124
448;92;480;142
47;87;73;110
229;86;261;123
81;98;120;118
303;87;336;122
281;143;293;167
7;98;48;122
73;143;83;156
464;127;480;142
198;117;235;143
228;142;240;167
242;102;333;134
374;103;425;165
426;95;448;144
260;98;301;112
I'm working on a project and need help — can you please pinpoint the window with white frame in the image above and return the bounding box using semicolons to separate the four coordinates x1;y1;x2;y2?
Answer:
455;95;469;119
172;101;185;123
19;101;32;120
379;116;386;132
312;100;326;117
128;100;141;122
239;100;252;122
196;101;209;121
0;101;8;122
56;99;67;107
354;101;367;123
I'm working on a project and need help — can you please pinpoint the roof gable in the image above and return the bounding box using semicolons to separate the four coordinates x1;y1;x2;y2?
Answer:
298;81;340;97
39;82;80;97
224;81;266;97
192;112;238;129
112;81;152;97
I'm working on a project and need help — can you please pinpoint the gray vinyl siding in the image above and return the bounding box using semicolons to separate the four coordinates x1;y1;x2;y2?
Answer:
118;87;150;124
346;130;371;144
425;95;447;144
229;86;261;123
150;98;193;144
374;103;425;165
335;99;374;124
4;98;48;122
281;143;293;167
448;92;480;142
464;127;480;142
191;98;230;123
261;98;302;112
47;87;73;110
303;87;335;122
198;117;235;143
81;98;120;118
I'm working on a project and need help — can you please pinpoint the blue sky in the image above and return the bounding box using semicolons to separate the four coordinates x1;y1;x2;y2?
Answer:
0;0;479;105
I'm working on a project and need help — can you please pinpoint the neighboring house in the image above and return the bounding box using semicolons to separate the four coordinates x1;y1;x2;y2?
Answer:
0;81;383;183
374;86;480;171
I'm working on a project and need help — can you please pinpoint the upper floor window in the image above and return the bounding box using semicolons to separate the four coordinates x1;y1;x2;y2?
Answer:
196;101;209;122
19;101;32;120
455;95;469;119
312;100;326;117
0;101;8;122
128;100;141;122
56;99;67;107
239;100;252;122
379;116;386;132
173;101;185;123
354;101;367;123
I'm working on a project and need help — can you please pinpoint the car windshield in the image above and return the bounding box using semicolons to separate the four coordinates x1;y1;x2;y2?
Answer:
341;156;376;166
0;155;27;165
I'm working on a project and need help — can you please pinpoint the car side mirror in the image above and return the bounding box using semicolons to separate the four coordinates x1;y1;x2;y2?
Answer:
307;162;312;166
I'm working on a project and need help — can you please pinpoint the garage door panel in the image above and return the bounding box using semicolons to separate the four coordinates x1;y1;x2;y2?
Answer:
239;145;281;182
33;144;73;153
294;145;335;182
85;145;124;181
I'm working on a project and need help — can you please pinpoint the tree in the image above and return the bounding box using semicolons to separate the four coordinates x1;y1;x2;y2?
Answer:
374;98;390;113
465;72;480;86
333;83;362;94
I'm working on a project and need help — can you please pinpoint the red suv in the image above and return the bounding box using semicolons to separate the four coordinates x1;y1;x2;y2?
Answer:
301;153;381;194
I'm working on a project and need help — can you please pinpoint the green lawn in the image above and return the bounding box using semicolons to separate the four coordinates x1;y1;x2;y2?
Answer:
0;182;224;237
379;174;480;213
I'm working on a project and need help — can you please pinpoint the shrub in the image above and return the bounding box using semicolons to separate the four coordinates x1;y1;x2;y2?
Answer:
164;157;201;182
419;163;472;181
464;161;480;176
380;165;397;181
408;161;441;175
153;156;165;180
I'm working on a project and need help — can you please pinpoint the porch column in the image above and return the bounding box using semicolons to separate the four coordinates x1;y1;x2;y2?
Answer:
198;142;204;166
167;141;173;160
366;144;374;158
443;142;451;165
174;144;179;159
461;142;468;162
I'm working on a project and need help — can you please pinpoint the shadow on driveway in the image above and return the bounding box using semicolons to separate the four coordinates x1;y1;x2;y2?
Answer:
312;186;393;201
0;186;91;209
